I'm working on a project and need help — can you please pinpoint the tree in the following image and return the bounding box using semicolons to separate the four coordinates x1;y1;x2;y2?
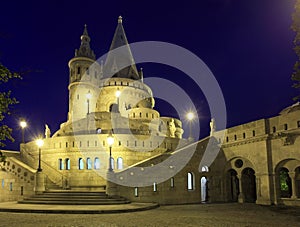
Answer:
0;63;21;147
292;0;300;100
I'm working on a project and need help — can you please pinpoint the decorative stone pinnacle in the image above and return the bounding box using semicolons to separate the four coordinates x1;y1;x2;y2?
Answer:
118;16;122;24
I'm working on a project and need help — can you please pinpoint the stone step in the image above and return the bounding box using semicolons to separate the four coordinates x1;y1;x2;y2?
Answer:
18;190;131;205
18;200;131;205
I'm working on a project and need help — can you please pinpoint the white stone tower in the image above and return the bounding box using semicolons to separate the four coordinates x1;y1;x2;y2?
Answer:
68;25;100;122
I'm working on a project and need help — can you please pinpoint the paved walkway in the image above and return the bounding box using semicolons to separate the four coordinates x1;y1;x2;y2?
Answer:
0;203;299;226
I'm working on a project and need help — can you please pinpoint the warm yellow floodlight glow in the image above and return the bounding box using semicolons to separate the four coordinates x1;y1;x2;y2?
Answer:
186;112;195;121
20;120;27;129
115;90;121;98
107;134;114;147
86;92;92;100
36;139;44;148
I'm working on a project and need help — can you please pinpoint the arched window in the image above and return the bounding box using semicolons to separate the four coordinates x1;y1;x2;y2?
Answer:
79;158;84;170
117;157;123;170
86;158;92;170
58;159;64;170
153;182;157;192
201;166;209;172
65;158;70;170
187;172;194;190
94;157;100;169
170;177;175;188
110;157;115;170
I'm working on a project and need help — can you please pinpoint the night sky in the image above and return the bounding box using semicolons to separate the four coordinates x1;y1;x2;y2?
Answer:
1;0;298;150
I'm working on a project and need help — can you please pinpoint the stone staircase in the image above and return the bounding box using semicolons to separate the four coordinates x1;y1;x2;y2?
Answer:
18;190;130;205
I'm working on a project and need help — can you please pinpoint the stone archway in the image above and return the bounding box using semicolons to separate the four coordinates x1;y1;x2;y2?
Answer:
279;167;292;198
295;167;300;198
241;168;257;203
226;169;239;202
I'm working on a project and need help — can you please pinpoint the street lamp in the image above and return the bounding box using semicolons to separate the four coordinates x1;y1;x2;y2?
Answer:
115;89;121;113
107;133;114;171
36;138;44;172
186;112;195;141
19;120;27;143
86;91;92;114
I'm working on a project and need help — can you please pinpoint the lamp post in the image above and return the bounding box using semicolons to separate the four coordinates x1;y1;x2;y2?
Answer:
107;133;114;171
186;112;195;141
115;89;121;113
19;120;27;143
36;139;44;172
86;91;92;114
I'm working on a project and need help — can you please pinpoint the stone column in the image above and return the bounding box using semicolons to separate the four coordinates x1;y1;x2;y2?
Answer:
35;171;45;194
290;172;297;199
238;174;244;203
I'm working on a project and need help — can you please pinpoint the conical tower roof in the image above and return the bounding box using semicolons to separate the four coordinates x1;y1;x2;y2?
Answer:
75;24;96;60
104;16;140;80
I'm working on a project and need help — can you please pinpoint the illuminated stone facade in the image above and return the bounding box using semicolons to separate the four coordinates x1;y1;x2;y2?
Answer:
0;18;300;206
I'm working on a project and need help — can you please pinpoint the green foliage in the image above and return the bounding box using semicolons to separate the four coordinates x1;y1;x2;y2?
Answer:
279;170;289;191
292;0;300;100
0;63;21;147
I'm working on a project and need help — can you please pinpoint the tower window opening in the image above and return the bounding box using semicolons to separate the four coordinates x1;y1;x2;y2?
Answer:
243;133;246;139
272;126;276;133
297;120;300;128
77;67;81;74
58;159;64;170
134;187;138;197
252;130;256;137
234;135;237;141
86;68;89;75
65;158;70;170
77;94;79;100
284;124;288;130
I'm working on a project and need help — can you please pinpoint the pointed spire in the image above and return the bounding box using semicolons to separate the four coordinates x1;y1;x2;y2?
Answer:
75;24;96;60
104;16;140;80
118;16;122;24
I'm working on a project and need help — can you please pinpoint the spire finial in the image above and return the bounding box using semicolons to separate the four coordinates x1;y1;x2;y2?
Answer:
118;16;122;24
83;24;88;36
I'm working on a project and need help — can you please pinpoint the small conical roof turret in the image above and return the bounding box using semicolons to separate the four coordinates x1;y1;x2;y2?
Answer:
104;16;140;80
75;24;96;60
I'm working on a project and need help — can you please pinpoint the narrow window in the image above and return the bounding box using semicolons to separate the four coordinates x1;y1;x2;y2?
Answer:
77;67;81;74
272;126;276;133
80;141;82;147
243;133;246;139
134;187;138;197
94;158;100;169
226;136;229;142
187;172;194;190
284;124;288;130
87;141;89;147
153;182;157;192
297;121;300;128
117;157;123;170
1;179;4;188
127;141;129;146
66;142;68;148
133;113;135;118
77;94;79;100
110;157;115;170
252;130;256;137
234;135;237;140
86;158;92;170
65;158;70;170
86;68;89;75
119;141;121;146
135;141;137;147
146;113;148;118
20;186;23;196
72;141;75;147
140;112;142;118
9;182;12;191
58;159;64;170
78;158;84;170
170;177;175;188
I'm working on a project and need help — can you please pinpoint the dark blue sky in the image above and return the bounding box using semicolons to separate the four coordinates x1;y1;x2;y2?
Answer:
1;0;298;150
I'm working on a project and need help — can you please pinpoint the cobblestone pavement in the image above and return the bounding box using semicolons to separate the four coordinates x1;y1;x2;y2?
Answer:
0;203;299;227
